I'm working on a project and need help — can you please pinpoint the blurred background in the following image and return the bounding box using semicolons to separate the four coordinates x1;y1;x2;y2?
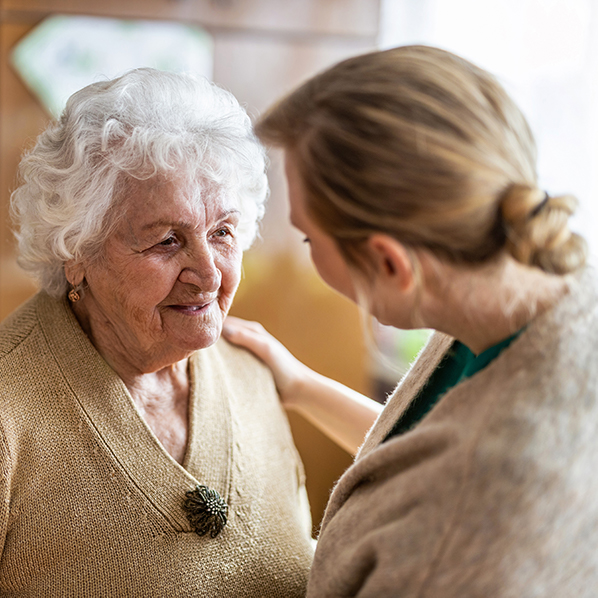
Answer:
1;0;595;531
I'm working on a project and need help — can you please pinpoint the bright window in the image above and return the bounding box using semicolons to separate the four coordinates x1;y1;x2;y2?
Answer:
11;15;213;118
380;0;598;263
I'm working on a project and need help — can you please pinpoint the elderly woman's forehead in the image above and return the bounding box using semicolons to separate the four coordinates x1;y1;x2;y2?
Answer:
121;174;235;208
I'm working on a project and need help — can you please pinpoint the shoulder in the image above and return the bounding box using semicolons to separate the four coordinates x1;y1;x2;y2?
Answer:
0;293;43;360
0;291;80;404
358;331;454;457
482;268;598;407
193;336;278;397
208;336;274;380
310;418;467;597
0;291;78;368
210;336;271;370
529;267;598;353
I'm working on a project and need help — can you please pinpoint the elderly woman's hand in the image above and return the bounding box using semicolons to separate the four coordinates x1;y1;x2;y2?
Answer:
223;316;382;455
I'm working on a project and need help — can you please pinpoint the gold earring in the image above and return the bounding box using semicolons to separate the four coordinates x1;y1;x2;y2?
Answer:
68;286;80;302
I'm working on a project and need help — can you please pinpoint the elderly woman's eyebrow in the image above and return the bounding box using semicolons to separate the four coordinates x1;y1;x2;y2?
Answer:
140;210;242;231
214;208;242;220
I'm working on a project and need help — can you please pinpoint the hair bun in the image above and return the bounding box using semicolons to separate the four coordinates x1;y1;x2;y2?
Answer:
500;184;587;274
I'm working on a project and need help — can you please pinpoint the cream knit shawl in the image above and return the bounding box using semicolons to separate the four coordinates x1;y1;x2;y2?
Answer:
308;269;598;597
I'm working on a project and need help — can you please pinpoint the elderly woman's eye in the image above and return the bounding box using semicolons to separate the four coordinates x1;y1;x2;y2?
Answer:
159;236;177;246
213;227;232;238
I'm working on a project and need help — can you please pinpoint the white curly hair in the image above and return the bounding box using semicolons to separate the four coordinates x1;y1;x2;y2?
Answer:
10;67;268;297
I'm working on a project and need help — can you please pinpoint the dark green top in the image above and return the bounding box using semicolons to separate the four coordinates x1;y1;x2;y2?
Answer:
384;332;520;441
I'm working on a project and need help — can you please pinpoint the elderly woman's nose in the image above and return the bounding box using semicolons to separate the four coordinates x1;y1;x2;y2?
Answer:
178;249;222;291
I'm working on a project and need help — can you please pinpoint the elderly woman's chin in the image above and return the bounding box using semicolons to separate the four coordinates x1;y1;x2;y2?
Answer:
71;281;240;375
159;300;232;355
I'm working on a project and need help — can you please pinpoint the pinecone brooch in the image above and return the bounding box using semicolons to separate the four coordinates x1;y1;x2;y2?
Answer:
183;484;228;538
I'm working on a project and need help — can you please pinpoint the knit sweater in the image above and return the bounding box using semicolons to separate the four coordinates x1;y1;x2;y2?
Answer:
307;270;598;597
0;292;313;597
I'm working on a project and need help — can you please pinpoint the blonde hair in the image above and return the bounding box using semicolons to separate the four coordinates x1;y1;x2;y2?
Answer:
257;45;586;275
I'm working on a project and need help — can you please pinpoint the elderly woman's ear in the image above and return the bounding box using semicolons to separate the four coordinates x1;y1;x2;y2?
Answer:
64;261;86;287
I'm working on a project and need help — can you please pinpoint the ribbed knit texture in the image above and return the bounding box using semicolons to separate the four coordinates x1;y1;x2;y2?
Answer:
0;292;313;597
308;269;598;597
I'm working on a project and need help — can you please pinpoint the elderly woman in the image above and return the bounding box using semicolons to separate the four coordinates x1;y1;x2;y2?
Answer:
224;45;598;596
0;68;313;596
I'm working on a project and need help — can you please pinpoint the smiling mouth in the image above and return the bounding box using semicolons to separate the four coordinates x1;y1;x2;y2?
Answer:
168;302;213;314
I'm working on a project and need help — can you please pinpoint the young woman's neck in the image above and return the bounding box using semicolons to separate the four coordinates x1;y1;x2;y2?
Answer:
419;254;570;355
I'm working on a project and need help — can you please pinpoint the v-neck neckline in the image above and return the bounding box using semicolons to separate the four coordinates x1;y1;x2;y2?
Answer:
37;293;234;534
384;331;522;440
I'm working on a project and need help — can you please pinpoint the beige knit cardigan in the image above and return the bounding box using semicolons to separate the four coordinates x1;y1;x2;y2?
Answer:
0;292;314;597
308;270;598;597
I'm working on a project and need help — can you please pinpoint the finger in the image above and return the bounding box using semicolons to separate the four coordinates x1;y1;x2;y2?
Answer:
223;320;269;349
224;316;268;336
224;329;277;366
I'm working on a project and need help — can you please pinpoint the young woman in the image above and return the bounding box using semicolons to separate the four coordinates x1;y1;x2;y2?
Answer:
224;46;598;596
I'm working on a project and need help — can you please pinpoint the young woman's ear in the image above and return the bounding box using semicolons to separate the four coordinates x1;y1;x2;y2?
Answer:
64;261;86;286
366;234;415;293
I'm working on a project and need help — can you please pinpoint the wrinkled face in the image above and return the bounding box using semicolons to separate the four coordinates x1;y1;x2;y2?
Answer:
285;152;356;301
75;174;243;372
